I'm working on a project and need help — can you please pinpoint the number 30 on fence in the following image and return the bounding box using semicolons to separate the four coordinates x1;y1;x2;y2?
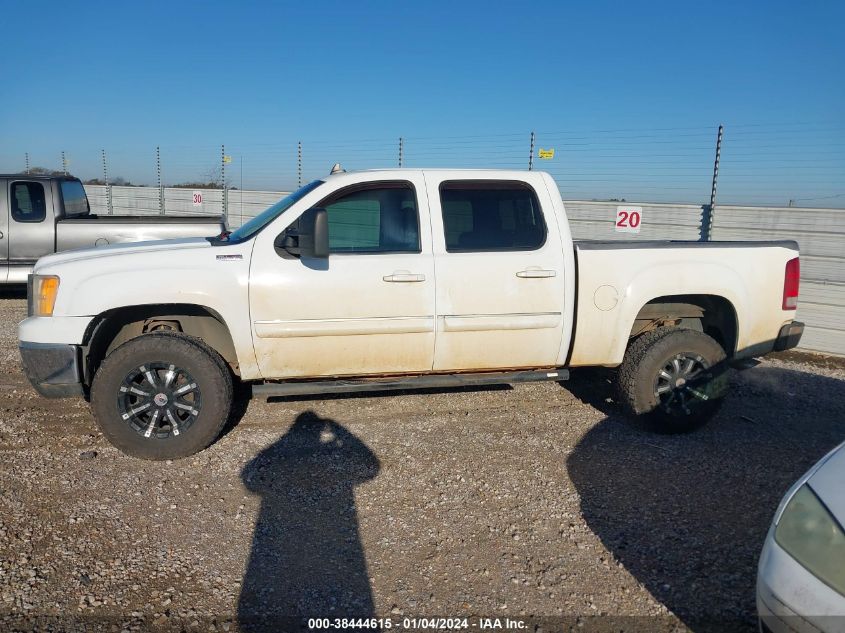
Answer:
615;206;643;234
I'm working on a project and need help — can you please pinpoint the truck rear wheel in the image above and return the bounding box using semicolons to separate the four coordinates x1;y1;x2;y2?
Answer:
90;332;233;460
615;327;729;433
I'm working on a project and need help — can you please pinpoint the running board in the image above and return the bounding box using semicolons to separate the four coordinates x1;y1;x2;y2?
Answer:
253;368;569;398
731;358;762;370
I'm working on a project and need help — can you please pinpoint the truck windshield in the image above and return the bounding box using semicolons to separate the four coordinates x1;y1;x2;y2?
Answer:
223;180;324;243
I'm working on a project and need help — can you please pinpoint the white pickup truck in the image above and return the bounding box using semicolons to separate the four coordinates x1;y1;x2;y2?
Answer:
18;169;804;460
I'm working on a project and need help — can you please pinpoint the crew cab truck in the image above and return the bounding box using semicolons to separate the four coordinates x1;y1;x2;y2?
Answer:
18;169;804;460
0;174;226;283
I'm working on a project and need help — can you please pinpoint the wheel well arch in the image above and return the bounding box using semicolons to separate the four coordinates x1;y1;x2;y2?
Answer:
629;294;738;355
81;303;239;385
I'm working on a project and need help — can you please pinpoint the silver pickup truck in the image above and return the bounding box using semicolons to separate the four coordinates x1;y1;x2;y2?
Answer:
0;174;226;283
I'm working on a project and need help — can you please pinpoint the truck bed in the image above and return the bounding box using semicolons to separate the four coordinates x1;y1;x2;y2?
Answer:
569;239;800;366
573;239;798;250
56;214;226;252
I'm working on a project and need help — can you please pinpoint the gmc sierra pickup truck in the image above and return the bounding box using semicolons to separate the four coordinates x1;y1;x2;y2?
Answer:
18;169;804;459
0;174;226;283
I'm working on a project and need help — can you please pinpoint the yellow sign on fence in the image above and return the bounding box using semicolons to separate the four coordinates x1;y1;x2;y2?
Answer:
538;148;555;159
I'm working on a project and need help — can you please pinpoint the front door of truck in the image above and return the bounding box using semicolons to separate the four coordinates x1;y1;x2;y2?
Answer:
426;175;566;371
7;179;55;282
249;175;436;379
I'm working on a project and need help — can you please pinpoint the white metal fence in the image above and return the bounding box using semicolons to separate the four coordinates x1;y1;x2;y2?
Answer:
82;185;845;357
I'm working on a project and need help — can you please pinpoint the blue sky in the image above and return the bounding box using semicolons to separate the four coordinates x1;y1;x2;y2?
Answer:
1;0;843;205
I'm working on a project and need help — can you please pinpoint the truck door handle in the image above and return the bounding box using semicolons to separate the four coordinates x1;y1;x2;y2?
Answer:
516;269;556;278
383;271;426;283
0;231;3;239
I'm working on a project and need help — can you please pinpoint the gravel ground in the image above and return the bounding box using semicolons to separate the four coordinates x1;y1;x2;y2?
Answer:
1;288;844;632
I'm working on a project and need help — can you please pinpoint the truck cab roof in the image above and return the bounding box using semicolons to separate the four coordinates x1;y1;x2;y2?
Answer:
327;167;545;176
0;173;81;181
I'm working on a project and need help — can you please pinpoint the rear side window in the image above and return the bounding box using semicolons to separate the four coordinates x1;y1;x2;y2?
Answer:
10;181;47;223
440;180;546;252
60;180;89;217
321;183;420;254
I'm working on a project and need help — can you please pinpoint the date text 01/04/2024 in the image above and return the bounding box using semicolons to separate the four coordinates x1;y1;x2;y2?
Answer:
307;617;527;630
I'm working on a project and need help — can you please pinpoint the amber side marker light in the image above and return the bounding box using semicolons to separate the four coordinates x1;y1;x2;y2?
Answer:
34;275;60;317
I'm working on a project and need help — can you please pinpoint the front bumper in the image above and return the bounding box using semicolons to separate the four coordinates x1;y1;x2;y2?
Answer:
774;321;804;352
19;342;84;398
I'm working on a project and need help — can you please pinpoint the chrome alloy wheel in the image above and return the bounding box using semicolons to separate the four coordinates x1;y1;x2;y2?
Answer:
117;362;202;439
653;352;712;416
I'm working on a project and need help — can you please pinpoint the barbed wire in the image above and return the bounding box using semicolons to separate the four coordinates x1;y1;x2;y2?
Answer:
2;122;843;207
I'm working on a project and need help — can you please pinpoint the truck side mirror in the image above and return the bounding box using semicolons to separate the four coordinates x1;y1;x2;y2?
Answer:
308;208;330;258
274;207;329;259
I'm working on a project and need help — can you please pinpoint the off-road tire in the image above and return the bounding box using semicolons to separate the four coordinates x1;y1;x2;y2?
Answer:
615;327;728;433
91;332;233;460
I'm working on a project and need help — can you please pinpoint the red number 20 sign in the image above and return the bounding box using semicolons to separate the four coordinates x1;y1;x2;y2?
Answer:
615;206;643;234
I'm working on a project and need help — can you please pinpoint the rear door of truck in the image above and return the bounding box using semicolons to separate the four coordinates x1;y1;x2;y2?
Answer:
425;173;566;370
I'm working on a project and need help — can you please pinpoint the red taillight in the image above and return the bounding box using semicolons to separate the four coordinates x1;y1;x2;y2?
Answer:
783;257;800;310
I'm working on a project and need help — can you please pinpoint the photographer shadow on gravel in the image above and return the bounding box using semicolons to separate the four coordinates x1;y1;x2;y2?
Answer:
565;365;845;631
238;411;380;631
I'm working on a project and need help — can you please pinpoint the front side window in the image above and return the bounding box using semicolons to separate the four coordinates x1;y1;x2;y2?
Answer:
11;181;47;223
321;183;420;254
440;181;546;252
60;180;90;217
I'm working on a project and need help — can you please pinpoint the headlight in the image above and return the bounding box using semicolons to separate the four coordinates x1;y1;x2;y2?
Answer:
30;275;60;317
775;484;845;596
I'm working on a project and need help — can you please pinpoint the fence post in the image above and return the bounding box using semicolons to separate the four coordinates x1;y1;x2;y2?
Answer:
398;137;404;167
221;144;228;224
528;131;535;171
101;149;113;215
61;151;68;176
156;146;164;215
24;152;30;174
703;124;723;241
297;141;302;187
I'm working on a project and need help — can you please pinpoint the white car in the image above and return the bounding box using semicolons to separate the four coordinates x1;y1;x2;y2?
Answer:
758;440;845;633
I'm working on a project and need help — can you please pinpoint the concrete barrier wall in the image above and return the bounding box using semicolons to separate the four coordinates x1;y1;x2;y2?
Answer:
565;200;706;241
711;205;845;356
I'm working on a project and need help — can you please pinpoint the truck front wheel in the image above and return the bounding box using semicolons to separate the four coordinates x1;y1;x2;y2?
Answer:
616;327;729;433
90;332;233;460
